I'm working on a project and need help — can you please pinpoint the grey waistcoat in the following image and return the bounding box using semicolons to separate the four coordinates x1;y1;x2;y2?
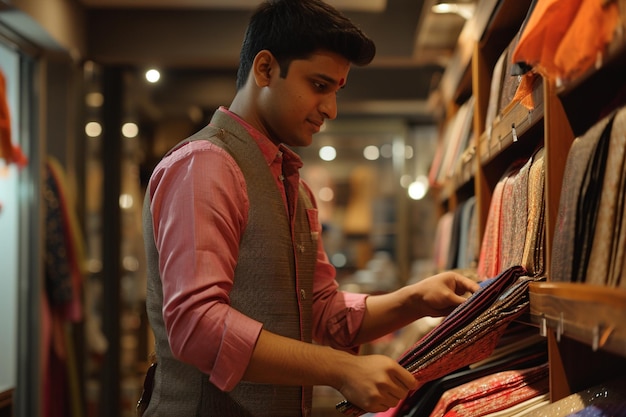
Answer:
143;111;318;416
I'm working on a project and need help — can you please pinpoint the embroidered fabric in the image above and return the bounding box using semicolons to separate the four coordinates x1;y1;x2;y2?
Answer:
336;266;543;416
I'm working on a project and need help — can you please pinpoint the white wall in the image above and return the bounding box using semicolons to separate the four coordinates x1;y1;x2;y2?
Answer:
0;41;21;392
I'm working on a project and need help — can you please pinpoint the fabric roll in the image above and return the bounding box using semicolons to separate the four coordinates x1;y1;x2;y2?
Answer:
498;175;516;272
606;108;626;288
550;113;614;282
477;179;507;280
506;158;532;271
573;114;614;283
497;168;526;272
586;108;626;286
522;148;546;276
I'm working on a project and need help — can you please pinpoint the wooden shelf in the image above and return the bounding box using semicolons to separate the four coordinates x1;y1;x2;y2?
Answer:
479;97;544;166
529;282;626;358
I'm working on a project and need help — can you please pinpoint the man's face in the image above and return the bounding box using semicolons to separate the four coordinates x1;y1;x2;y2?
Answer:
257;50;350;147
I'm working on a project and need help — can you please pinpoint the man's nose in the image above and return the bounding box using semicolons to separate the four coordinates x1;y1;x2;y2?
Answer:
320;94;338;120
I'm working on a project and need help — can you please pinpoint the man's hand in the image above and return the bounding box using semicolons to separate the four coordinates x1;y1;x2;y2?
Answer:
354;270;479;345
411;271;480;317
337;354;418;413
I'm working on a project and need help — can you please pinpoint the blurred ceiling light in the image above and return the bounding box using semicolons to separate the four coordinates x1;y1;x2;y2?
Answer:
85;121;102;137
363;145;380;161
319;146;337;161
145;68;161;83
431;2;475;20
122;122;139;138
408;175;429;200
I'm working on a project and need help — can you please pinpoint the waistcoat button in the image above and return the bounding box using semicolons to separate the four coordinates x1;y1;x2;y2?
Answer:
300;289;306;300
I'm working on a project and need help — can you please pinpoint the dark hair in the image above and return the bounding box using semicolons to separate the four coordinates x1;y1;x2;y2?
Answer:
236;0;376;90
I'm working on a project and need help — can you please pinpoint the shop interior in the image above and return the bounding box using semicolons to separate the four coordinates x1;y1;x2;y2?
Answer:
1;0;626;416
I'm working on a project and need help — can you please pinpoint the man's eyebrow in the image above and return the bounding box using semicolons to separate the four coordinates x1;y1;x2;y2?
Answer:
314;73;342;87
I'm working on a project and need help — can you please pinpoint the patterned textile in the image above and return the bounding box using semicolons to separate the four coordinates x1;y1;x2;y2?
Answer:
502;159;532;271
477;180;506;280
336;266;542;416
573;112;613;283
481;394;550;417
611;110;626;288
428;363;549;417
498;174;517;272
392;341;547;417
550;113;615;282
521;149;545;276
586;108;626;286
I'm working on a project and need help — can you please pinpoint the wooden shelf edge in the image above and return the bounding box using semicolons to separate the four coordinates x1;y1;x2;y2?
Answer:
0;388;14;409
529;282;626;358
479;99;544;165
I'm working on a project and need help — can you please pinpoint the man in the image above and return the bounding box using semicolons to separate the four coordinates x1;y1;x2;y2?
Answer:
142;1;479;416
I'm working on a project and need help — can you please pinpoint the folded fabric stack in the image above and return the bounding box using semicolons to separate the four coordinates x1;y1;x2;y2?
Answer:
336;265;543;416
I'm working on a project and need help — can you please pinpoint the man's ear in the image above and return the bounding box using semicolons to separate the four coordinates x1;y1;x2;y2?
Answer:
252;50;275;87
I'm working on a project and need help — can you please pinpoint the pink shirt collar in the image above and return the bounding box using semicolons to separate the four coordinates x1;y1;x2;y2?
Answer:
217;106;303;170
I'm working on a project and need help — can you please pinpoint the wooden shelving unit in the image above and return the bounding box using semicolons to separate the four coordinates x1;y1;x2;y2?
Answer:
433;0;626;407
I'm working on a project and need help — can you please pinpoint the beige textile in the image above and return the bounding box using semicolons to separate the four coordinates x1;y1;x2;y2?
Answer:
522;148;545;276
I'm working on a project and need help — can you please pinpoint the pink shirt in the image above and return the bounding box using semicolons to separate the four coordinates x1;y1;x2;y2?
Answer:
148;107;368;392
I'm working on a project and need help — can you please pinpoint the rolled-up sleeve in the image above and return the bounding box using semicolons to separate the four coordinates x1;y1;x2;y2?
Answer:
149;140;262;392
305;185;368;351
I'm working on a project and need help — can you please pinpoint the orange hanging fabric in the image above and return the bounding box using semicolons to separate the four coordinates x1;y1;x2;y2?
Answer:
511;0;583;80
513;0;621;83
553;0;620;82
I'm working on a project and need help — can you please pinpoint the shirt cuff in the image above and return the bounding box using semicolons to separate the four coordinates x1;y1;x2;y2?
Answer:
325;292;368;351
209;308;263;392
